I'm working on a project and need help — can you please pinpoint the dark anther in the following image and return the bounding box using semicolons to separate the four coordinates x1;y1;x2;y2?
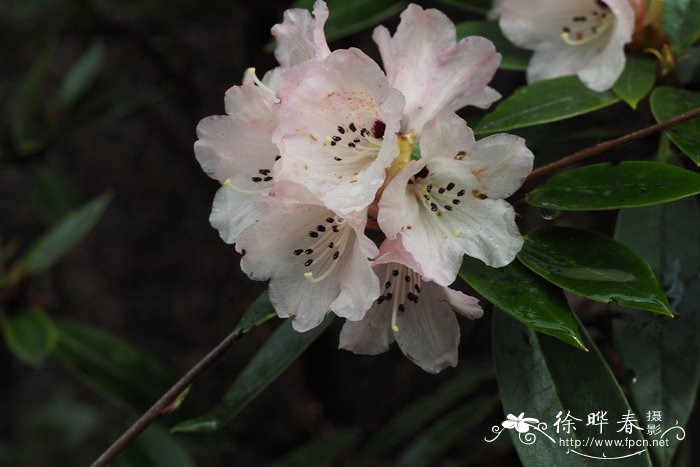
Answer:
293;249;303;255
328;241;334;248
251;177;263;182
305;249;313;254
337;126;345;134
453;199;461;205
398;304;406;312
317;225;326;232
430;203;438;212
414;166;430;179
332;251;340;260
309;231;319;238
305;259;313;267
348;122;357;132
392;269;399;276
444;205;453;211
275;155;281;161
404;275;410;282
457;189;465;197
263;176;273;182
371;120;386;139
326;217;334;223
332;136;342;142
414;284;421;293
446;182;455;191
385;281;392;289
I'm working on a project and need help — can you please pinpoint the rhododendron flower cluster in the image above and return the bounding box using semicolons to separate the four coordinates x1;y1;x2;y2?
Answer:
195;2;533;373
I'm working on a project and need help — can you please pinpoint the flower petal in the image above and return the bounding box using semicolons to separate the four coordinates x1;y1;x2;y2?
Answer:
236;187;378;331
273;48;404;215
271;0;331;68
209;185;261;244
338;299;395;355
393;280;461;374
373;4;500;132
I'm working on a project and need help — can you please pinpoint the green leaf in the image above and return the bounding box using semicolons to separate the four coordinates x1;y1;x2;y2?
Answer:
526;161;700;210
519;227;672;316
171;316;334;433
676;46;700;83
650;86;700;165
1;307;58;366
474;76;620;135
664;0;700;49
272;430;357;467
435;0;491;14
53;320;174;412
5;43;54;155
396;395;499;467
460;256;586;350
493;311;653;467
356;367;494;461
612;56;657;109
30;167;83;223
57;42;105;109
232;289;277;337
455;20;531;71
289;0;407;42
613;197;700;467
117;425;195;467
21;193;111;275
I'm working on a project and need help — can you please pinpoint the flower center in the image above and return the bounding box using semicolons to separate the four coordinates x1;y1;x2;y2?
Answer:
222;157;279;194
323;120;385;164
560;0;614;46
375;263;422;332
387;133;416;181
292;215;350;283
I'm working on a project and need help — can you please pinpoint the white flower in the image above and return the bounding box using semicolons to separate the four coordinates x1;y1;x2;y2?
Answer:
495;0;635;92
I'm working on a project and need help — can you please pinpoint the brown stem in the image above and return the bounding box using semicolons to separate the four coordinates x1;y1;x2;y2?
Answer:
91;328;241;467
526;107;700;182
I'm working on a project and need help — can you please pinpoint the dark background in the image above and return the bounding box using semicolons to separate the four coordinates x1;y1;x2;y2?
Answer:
1;0;693;465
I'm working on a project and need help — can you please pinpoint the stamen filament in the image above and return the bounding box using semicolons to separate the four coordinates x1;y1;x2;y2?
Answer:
223;178;264;195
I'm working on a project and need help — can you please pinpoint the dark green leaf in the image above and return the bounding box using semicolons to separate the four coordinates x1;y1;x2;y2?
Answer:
519;227;672;316
1;307;58;366
171;316;333;433
527;161;700;210
612;56;657;109
396;395;499;467
233;289;276;337
117;425;195;467
289;0;407;42
460;256;586;349
455;20;531;71
21;193;111;275
53;320;174;412
30;167;83;223
613;197;700;467
356;367;494;461
5;44;54;155
676;46;700;82
664;0;700;49
493;311;653;467
57;42;105;109
474;76;620;135
272;430;357;467
650;86;700;165
435;0;491;14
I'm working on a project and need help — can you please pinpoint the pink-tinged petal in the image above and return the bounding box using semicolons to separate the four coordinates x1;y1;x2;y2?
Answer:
273;48;404;215
209;185;262;244
454;86;501;111
338;303;395;355
499;0;633;91
443;287;483;319
236;188;378;331
271;0;331;68
393;280;461;374
373;4;500;132
377;159;425;240
419;112;475;163
468;134;534;199
196;82;279;186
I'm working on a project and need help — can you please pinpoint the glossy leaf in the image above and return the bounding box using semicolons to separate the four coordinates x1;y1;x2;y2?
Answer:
356;367;494;461
664;0;700;49
289;0;407;42
171;316;334;433
493;311;653;467
612;56;657;109
676;46;700;83
53;320;174;412
233;289;277;337
435;0;491;14
460;256;586;349
650;86;700;165
396;395;499;467
474;76;620;135
30;168;83;224
526;161;700;210
1;307;58;366
272;430;357;467
613;197;700;467
519;227;672;316
21;193;111;275
455;20;531;71
57;42;105;109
